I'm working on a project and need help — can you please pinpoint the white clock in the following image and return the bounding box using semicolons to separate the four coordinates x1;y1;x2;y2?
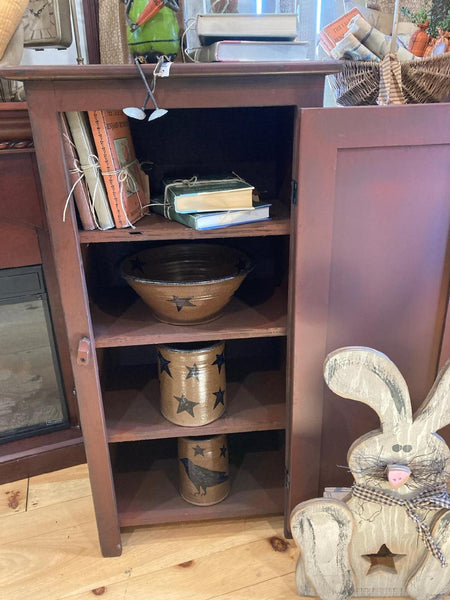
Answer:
23;0;73;49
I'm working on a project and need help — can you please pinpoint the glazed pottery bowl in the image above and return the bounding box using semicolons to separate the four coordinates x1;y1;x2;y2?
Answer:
121;243;253;325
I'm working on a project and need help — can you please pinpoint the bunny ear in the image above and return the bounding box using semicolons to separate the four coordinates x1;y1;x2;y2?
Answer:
324;347;412;432
413;360;450;434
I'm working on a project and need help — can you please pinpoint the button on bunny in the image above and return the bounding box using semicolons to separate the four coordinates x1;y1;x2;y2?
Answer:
290;347;450;600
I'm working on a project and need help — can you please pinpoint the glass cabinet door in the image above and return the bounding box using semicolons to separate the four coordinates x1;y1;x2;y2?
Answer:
0;265;69;443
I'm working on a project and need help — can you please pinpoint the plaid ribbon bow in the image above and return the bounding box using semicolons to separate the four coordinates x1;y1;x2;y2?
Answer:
352;483;450;567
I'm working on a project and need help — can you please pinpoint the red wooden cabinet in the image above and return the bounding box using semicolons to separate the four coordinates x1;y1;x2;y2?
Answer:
2;64;448;556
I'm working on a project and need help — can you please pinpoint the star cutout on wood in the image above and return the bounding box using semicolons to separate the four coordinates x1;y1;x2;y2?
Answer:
220;445;227;457
213;387;225;409
212;352;225;374
174;393;199;418
362;544;405;575
192;444;205;456
130;257;146;274
186;363;200;380
167;295;196;312
157;351;172;377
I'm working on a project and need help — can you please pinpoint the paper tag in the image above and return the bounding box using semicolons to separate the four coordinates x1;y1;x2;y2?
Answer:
157;62;172;77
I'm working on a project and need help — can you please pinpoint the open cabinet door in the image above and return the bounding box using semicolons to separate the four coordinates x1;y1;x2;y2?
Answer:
286;103;450;525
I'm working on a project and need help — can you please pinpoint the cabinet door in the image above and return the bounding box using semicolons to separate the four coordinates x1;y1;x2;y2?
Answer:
287;103;450;517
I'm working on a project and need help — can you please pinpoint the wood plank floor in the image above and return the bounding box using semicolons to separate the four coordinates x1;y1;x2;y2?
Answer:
0;464;447;600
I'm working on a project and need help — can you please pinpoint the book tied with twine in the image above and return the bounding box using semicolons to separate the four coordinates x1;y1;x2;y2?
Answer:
151;198;271;230
65;111;114;230
163;176;254;213
88;110;147;228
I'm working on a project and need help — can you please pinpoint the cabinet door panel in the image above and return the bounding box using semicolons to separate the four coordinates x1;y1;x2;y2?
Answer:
287;103;450;516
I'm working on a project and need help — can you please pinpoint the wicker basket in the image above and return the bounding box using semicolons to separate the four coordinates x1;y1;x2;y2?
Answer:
330;53;450;105
328;0;450;106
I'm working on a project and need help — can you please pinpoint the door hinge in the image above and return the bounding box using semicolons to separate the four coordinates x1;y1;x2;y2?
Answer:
285;468;290;490
290;179;297;205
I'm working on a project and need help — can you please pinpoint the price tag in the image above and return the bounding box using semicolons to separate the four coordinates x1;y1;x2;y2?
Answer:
157;61;172;77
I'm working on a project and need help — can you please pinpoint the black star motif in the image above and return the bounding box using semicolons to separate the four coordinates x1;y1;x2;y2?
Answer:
186;364;200;380
362;544;405;575
157;351;172;377
174;393;199;418
212;352;225;374
130;257;146;274
213;387;225;410
167;295;196;312
192;444;205;456
220;445;227;458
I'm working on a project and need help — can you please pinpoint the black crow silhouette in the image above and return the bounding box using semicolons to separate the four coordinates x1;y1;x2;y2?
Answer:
180;457;229;496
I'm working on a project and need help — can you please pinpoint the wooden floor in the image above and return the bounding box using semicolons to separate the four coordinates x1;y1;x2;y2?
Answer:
0;464;447;600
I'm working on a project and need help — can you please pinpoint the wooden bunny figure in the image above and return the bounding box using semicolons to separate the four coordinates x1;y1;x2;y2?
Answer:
290;347;450;600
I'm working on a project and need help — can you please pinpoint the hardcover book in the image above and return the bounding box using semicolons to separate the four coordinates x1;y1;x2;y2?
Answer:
164;177;254;213
189;40;309;62
65;111;115;230
319;7;362;56
88;109;147;229
196;13;298;45
60;114;97;231
151;199;271;230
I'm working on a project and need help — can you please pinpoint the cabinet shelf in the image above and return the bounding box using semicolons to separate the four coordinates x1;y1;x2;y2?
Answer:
114;447;285;527
79;206;290;244
92;287;287;348
104;368;286;443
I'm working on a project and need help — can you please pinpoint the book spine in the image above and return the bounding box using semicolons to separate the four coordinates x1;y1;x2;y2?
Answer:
60;114;97;231
65;111;115;230
88;110;145;229
88;110;127;228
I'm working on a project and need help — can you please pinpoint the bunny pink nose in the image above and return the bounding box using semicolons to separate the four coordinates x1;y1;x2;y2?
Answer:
387;464;411;488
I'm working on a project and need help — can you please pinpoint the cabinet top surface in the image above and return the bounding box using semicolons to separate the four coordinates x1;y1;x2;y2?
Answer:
0;61;342;81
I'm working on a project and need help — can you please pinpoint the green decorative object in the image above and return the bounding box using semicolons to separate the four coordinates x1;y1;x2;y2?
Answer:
126;0;180;63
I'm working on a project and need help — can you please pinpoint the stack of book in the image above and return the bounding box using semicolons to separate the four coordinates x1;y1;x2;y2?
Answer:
186;12;309;63
150;176;271;231
63;109;148;230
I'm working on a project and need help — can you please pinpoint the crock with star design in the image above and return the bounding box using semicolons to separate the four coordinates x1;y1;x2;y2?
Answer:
157;341;226;426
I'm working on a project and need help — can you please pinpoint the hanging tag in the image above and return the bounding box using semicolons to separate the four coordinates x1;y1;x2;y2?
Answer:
157;61;172;77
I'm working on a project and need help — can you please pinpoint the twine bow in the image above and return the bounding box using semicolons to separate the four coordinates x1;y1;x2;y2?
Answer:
352;483;450;566
102;159;143;228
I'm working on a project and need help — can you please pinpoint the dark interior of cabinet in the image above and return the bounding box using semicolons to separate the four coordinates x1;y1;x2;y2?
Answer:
129;106;295;207
84;235;289;315
79;105;294;527
110;430;285;526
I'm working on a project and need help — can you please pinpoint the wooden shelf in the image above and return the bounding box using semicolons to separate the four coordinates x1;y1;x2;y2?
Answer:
92;287;287;348
114;447;285;527
104;369;286;443
79;207;290;243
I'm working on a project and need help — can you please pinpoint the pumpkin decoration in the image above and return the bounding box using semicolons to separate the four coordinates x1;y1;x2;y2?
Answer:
408;20;430;56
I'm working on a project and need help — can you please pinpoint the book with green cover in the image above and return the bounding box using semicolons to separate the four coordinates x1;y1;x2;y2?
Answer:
164;177;254;213
151;200;271;231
